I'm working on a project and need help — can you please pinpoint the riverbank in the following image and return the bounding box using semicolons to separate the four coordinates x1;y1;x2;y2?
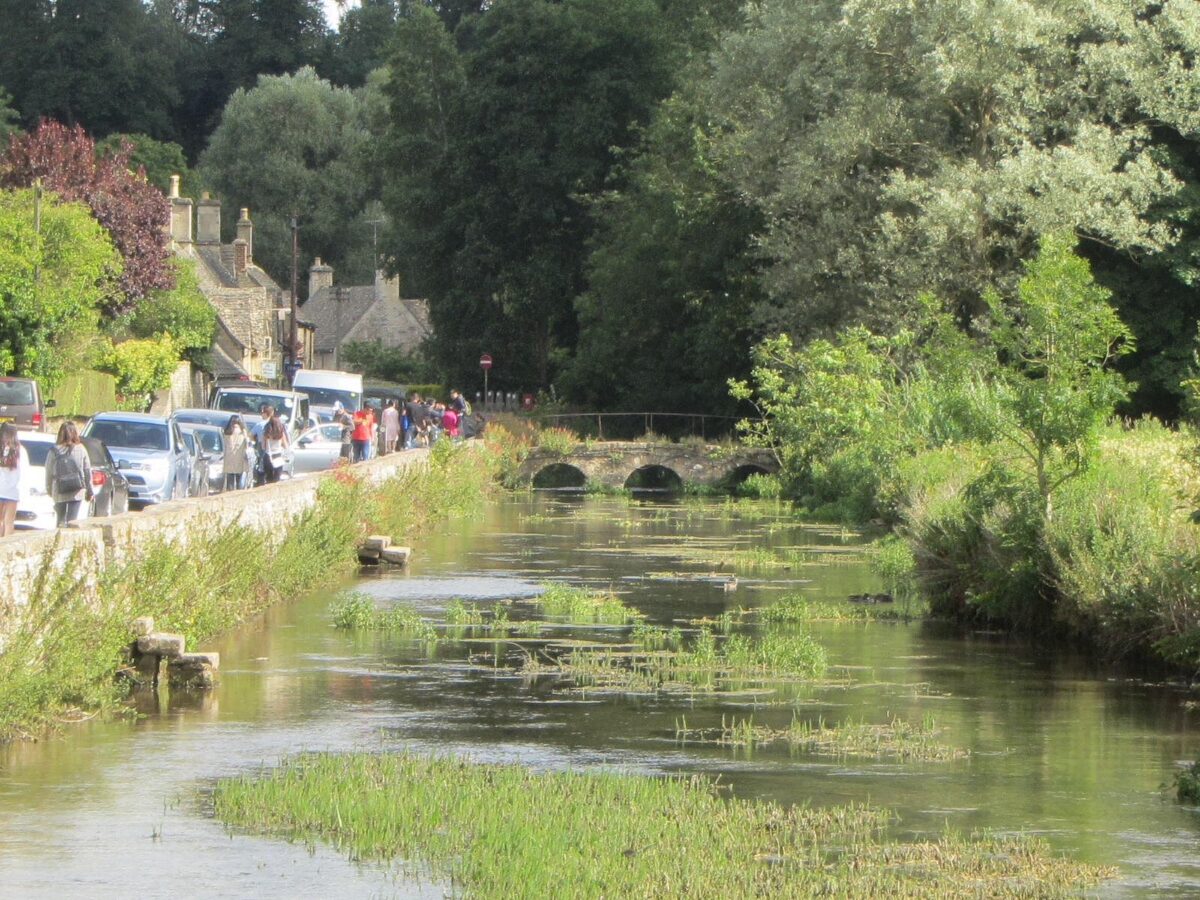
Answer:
0;440;498;741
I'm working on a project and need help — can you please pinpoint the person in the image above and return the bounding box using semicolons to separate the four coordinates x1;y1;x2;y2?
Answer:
261;409;289;483
442;402;460;440
405;393;426;448
382;399;401;455
332;401;353;462
351;405;373;462
249;404;272;485
47;421;92;527
0;423;27;536
222;415;252;491
400;402;412;450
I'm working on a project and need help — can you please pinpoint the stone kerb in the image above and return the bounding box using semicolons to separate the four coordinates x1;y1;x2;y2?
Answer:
0;448;433;650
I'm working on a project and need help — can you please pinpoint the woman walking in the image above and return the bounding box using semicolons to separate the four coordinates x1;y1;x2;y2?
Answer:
0;424;27;536
222;415;252;490
261;410;290;484
382;399;401;455
47;421;91;527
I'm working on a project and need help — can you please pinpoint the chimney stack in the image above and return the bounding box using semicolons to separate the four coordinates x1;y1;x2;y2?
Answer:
309;257;333;298
168;176;193;246
375;269;401;303
236;207;253;262
233;238;248;279
196;192;221;244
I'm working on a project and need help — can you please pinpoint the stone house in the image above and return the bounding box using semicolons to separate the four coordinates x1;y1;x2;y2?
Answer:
301;259;432;370
166;177;313;383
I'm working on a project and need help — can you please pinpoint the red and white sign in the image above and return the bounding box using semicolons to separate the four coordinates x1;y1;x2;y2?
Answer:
479;354;493;371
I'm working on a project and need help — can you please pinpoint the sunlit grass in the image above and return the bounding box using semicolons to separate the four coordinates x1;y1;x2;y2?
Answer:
533;583;642;624
214;752;1114;898
759;594;916;623
677;713;968;761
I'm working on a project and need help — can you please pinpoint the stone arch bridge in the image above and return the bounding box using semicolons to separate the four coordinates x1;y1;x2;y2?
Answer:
517;441;779;490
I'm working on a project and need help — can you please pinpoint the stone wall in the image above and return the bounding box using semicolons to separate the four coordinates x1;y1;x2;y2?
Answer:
0;449;431;651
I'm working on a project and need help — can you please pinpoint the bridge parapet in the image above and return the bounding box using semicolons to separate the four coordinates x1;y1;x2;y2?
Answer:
517;441;778;489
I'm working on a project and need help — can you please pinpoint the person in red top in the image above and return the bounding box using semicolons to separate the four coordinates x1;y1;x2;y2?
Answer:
351;407;373;462
442;405;460;440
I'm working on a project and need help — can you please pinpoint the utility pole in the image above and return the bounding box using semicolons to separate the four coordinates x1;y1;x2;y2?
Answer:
366;217;384;272
289;214;299;375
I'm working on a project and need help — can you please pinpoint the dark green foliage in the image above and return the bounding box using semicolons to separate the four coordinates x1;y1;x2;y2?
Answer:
340;340;434;384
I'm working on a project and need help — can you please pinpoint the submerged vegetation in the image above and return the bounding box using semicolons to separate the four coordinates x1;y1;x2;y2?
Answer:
214;751;1114;898
0;441;498;742
533;583;640;624
678;714;968;762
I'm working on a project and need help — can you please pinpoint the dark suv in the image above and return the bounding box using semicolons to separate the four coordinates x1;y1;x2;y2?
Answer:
0;377;51;430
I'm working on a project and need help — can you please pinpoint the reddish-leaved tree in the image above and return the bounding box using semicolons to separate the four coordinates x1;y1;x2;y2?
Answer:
0;120;173;312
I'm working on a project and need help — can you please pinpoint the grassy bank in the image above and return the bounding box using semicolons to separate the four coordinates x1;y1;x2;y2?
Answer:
213;751;1113;898
0;441;498;741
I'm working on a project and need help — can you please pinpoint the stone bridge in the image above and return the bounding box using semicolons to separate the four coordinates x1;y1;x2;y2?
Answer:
517;441;779;490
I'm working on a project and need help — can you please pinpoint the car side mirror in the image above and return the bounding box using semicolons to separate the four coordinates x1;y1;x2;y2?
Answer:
45;398;56;409
298;438;311;447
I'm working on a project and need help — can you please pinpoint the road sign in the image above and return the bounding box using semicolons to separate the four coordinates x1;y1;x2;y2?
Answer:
479;354;493;371
261;361;278;379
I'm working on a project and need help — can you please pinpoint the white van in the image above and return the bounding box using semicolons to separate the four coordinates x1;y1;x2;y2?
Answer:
210;385;314;435
291;369;364;422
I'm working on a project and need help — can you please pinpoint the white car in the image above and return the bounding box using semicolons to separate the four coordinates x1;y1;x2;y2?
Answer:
15;432;59;529
291;423;347;474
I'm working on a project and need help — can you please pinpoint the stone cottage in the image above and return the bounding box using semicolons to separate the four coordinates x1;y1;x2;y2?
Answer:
166;177;313;382
301;259;431;370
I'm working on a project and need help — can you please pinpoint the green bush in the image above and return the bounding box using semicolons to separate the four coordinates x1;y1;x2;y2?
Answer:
47;370;118;418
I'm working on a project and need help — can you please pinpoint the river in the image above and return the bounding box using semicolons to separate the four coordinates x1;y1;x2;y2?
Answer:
0;494;1197;897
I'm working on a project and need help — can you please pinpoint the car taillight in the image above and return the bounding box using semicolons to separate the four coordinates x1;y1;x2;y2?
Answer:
32;412;42;426
92;470;106;488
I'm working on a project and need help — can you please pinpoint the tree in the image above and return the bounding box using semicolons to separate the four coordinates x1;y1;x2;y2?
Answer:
322;0;399;87
200;66;380;285
0;121;173;310
0;88;20;145
565;87;763;414
97;133;201;198
697;0;1195;341
0;188;121;386
979;233;1133;519
119;260;217;364
207;0;329;97
383;0;675;390
100;334;180;411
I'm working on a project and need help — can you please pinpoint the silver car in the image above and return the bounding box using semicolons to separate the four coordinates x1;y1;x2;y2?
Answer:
82;413;192;506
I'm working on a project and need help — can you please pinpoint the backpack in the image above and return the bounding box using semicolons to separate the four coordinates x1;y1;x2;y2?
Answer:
53;447;85;494
461;399;473;416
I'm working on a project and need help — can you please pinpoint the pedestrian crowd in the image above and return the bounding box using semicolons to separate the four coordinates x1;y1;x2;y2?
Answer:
328;389;474;463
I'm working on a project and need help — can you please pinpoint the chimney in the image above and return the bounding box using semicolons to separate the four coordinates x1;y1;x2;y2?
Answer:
309;257;333;298
232;238;248;279
374;269;400;303
196;192;221;244
168;175;193;246
236;207;253;261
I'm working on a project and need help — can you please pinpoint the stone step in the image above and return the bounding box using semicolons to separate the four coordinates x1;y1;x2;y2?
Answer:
380;546;411;566
361;534;393;551
137;632;186;658
168;652;219;689
132;616;155;637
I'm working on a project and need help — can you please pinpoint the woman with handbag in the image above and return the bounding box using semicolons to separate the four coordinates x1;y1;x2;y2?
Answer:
261;411;289;484
46;421;92;526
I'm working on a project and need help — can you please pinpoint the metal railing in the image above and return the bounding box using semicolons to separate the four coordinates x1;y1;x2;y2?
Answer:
527;411;743;441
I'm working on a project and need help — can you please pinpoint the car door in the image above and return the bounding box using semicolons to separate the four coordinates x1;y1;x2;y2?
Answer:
172;423;192;498
292;424;343;474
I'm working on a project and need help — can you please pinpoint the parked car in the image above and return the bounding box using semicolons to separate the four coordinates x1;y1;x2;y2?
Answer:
16;433;130;528
292;369;363;423
292;423;347;474
179;423;226;494
171;408;237;429
178;429;211;498
0;377;53;431
82;413;192;506
210;386;314;435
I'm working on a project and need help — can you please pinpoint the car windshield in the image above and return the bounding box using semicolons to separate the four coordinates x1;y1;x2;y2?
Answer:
86;420;170;451
214;392;296;417
191;430;223;453
20;439;52;466
0;380;35;405
301;387;361;410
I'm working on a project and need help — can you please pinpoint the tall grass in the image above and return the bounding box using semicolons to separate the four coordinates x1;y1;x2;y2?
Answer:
0;442;499;741
213;751;1114;897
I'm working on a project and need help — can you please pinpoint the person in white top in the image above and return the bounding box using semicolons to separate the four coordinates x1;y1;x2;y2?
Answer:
0;423;27;536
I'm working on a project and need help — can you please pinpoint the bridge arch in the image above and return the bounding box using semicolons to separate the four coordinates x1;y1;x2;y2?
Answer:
624;464;684;492
726;463;773;486
531;463;587;490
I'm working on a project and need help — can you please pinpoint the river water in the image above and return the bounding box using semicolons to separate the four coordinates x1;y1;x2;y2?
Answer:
0;494;1198;897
